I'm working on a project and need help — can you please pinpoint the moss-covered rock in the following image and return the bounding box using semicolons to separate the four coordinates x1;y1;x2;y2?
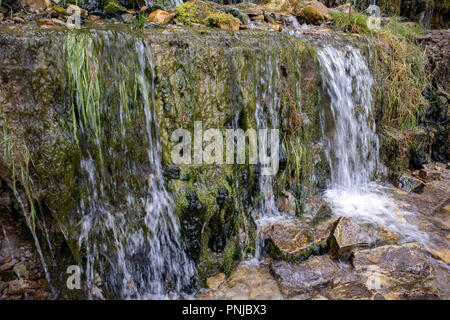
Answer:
175;0;240;29
297;5;325;25
104;0;127;15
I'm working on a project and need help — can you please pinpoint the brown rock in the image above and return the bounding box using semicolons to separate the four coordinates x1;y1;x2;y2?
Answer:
267;222;328;261
121;13;134;23
416;169;442;181
353;242;434;287
304;0;331;19
328;281;373;300
7;279;43;295
13;17;25;24
329;216;368;258
270;255;339;297
67;4;88;18
276;192;296;215
206;273;225;290
36;18;66;27
272;24;281;31
18;0;50;13
87;15;101;22
147;9;176;25
218;19;240;31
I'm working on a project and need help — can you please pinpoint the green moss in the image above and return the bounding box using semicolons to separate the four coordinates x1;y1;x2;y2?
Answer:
206;12;240;28
297;6;325;25
51;6;68;17
104;1;127;15
221;237;237;275
175;0;240;27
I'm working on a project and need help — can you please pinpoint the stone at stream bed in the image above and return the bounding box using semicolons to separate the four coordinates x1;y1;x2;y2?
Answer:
327;281;374;300
303;0;331;19
415;168;442;182
270;255;339;297
276;191;296;215
198;264;282;300
267;222;328;262
353;242;434;288
206;273;225;290
391;173;425;193
147;9;176;25
328;216;369;259
296;6;325;26
36;18;67;27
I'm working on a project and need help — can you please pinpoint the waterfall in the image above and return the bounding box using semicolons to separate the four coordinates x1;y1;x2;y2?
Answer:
318;46;380;190
66;32;195;299
252;56;283;261
318;45;428;244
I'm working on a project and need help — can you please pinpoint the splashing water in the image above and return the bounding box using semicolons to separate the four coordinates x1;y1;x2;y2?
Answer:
318;45;429;244
67;33;195;299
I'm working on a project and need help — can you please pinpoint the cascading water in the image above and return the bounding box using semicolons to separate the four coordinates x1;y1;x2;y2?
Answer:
252;56;284;261
318;45;428;244
66;32;195;299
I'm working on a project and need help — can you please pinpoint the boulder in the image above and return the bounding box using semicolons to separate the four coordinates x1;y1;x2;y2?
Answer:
296;5;325;25
327;281;374;300
176;0;240;30
15;0;50;13
415;169;442;181
276;191;296;215
206;273;225;290
267;222;328;262
328;216;368;258
36;18;67;27
147;9;175;25
303;0;331;19
198;264;282;300
270;255;339;297
353;242;434;288
391;173;425;193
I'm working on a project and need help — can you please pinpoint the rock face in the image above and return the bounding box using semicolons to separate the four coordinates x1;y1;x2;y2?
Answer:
353;242;434;288
328;217;368;258
391;173;425;193
267;222;328;261
270;255;339;297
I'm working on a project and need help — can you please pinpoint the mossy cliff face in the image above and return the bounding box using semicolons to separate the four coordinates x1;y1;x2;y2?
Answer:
0;26;327;293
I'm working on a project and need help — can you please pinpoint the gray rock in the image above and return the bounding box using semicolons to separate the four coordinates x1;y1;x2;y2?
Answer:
353;242;434;288
270;255;339;297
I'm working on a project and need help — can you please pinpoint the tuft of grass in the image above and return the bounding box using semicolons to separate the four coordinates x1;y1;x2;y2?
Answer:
64;33;103;157
371;18;429;129
330;11;370;34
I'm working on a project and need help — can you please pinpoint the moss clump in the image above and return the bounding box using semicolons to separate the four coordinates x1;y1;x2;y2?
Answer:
104;1;127;15
297;6;325;25
51;6;68;17
175;0;240;28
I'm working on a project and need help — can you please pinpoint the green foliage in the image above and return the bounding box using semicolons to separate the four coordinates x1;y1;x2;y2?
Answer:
372;18;429;129
330;10;370;33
